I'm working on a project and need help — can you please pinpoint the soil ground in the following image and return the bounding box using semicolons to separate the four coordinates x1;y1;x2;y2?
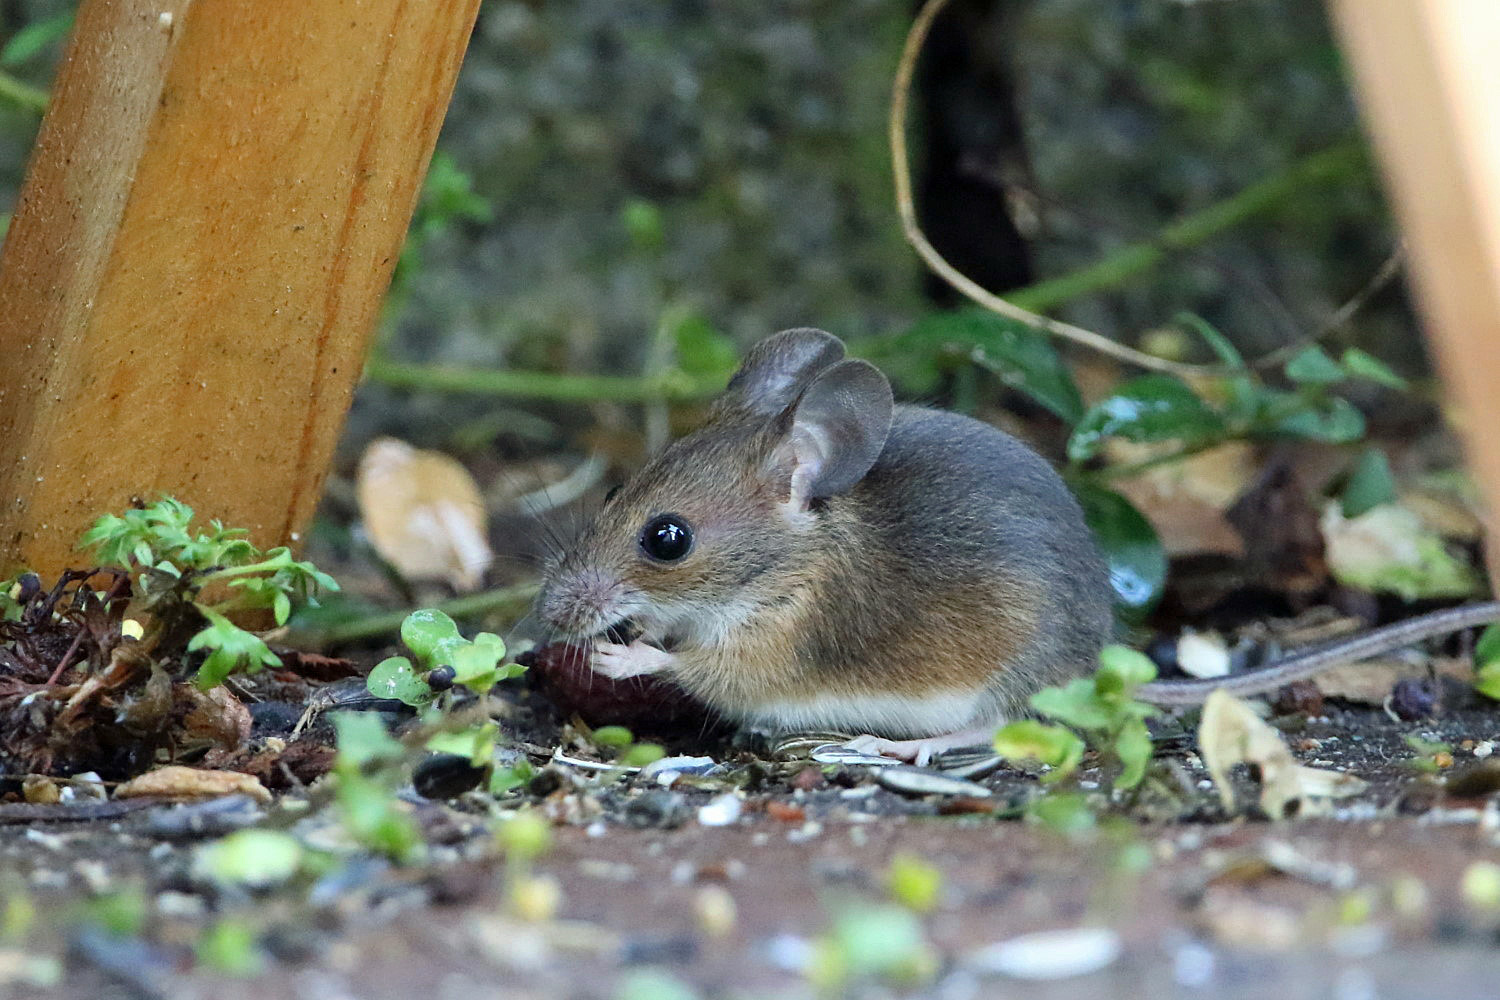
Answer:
6;695;1500;1000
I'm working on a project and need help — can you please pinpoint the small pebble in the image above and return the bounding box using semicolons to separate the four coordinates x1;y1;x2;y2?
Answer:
967;927;1121;980
697;793;743;827
623;790;690;830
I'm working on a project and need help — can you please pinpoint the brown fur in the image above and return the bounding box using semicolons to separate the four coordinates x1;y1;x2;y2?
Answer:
536;330;1112;738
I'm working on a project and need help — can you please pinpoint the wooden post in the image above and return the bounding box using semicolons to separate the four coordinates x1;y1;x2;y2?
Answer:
1329;1;1500;579
0;0;481;576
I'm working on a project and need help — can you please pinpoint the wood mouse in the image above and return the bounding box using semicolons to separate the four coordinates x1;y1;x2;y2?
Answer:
537;327;1114;764
537;328;1500;763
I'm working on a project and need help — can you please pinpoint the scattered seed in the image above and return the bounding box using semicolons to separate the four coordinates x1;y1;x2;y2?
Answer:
810;744;901;767
876;766;992;798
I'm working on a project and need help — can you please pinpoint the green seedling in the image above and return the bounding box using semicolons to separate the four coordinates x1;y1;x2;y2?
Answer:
1404;734;1453;774
330;712;424;862
79;497;337;688
887;854;942;913
1474;624;1500;701
195;918;264;977
365;608;525;708
994;645;1159;791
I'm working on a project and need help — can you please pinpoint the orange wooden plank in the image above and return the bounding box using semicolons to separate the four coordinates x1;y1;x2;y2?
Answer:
0;0;481;576
1329;0;1500;578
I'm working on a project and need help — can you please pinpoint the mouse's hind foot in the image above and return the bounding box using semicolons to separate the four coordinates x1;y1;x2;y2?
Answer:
845;726;998;768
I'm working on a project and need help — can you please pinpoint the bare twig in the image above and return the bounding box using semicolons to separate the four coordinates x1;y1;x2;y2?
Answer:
889;0;1392;378
1245;244;1406;371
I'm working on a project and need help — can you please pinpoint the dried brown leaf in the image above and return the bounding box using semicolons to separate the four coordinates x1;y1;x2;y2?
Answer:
115;765;271;803
357;437;493;591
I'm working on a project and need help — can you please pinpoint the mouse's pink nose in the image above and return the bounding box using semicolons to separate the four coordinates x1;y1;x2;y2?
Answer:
537;567;622;636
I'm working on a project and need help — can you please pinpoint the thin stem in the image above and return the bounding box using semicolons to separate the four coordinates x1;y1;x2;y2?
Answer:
296;582;539;647
364;356;722;403
888;0;1374;378
1007;143;1366;316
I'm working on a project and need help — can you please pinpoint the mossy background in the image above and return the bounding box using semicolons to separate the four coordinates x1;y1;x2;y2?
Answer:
0;0;1419;450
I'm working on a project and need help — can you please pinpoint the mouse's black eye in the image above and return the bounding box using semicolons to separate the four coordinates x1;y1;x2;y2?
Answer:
640;514;693;562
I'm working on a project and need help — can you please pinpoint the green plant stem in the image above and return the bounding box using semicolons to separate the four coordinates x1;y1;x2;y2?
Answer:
364;143;1366;405
1005;140;1367;316
299;582;539;646
0;69;47;115
363;357;723;403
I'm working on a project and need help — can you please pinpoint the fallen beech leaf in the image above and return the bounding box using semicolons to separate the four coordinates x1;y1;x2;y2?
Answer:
115;766;272;804
1198;689;1365;819
357;437;493;591
1320;501;1480;601
1310;656;1470;705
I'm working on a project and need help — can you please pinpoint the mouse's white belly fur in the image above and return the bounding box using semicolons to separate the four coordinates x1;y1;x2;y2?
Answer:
741;689;990;737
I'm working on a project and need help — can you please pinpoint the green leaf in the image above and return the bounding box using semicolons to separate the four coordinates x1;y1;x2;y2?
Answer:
489;760;535;796
673;314;738;378
331;711;404;770
451;634;507;693
497;811;552;860
1029;680;1112;730
196;919;264;977
425;722;498;765
1341;447;1399;518
366;656;433;707
620;743;666;767
1096;644;1159;692
187;608;281;688
1073;482;1168;617
1067;375;1225;461
1477;624;1500;668
1474;626;1500;700
1476;662;1500;702
0;13;74;67
592;725;634;748
1113;718;1155;789
896;309;1084;423
1264;392;1365;443
1341;348;1408;390
193;830;303;889
993;719;1085;781
887;854;942;913
1027;792;1096;835
1284;345;1346;384
334;771;423;862
830;905;929;977
1175;313;1258;422
400;609;462;666
622;198;665;252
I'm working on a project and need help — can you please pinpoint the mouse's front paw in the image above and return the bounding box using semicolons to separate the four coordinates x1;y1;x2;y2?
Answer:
845;734;928;765
591;639;674;680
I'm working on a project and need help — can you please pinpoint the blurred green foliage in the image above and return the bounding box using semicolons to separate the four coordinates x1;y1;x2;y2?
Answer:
0;1;1431;619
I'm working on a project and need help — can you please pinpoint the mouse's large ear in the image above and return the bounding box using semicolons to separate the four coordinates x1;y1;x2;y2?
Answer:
766;359;893;509
715;328;846;418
